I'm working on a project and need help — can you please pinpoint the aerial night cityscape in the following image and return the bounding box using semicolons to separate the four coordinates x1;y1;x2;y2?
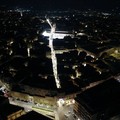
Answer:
0;0;120;120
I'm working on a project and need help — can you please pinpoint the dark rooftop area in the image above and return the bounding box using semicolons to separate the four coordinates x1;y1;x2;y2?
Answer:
76;79;120;117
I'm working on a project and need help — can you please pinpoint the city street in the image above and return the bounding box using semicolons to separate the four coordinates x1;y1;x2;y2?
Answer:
57;105;80;120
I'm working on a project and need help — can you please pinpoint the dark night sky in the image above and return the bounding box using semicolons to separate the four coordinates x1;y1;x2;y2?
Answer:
0;0;120;10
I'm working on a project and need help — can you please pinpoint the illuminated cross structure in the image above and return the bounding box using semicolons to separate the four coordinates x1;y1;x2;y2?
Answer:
46;18;61;89
0;18;79;120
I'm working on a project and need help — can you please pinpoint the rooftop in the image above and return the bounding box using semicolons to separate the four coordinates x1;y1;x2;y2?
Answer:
76;79;120;116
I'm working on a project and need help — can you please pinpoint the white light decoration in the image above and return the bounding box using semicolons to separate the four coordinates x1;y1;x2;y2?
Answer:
27;48;30;57
47;19;61;89
57;98;65;106
83;63;87;67
42;30;74;39
42;31;50;37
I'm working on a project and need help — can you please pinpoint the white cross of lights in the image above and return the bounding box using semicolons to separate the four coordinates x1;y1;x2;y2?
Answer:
46;19;61;89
